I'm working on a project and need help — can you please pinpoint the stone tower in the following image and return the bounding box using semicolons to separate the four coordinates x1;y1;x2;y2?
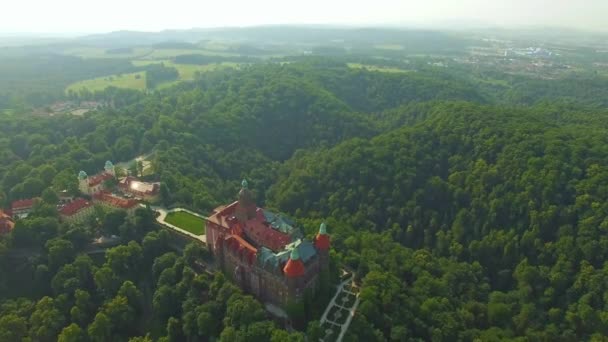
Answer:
235;179;256;223
314;222;331;272
283;247;306;300
104;160;116;177
78;171;89;195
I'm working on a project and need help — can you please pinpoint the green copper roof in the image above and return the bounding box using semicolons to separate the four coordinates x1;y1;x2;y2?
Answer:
257;239;317;270
290;247;300;260
241;179;248;189
319;222;327;235
262;210;302;238
105;160;114;169
78;171;88;180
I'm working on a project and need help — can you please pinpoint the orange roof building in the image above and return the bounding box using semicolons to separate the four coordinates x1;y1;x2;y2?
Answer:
0;210;15;235
283;248;305;277
11;198;38;218
59;198;95;224
78;161;116;196
206;180;330;306
118;176;160;201
92;192;139;215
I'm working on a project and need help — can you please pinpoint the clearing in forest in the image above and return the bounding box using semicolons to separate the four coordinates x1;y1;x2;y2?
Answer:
66;71;146;93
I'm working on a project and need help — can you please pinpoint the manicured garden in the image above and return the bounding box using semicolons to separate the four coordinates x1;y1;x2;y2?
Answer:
164;211;205;235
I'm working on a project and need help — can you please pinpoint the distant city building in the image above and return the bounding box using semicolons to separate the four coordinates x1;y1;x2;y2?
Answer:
0;210;15;235
59;198;95;224
11;198;38;219
206;180;330;306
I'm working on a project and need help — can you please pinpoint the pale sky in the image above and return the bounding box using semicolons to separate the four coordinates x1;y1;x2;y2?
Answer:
1;0;607;34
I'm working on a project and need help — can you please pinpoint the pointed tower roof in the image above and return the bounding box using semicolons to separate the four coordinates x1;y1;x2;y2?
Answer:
104;160;114;170
283;247;305;277
315;222;330;250
78;171;88;180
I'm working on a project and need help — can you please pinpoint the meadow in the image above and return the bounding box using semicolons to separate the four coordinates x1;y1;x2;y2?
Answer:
66;71;146;93
65;60;240;92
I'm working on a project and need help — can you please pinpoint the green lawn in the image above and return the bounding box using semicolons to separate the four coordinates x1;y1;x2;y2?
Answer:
66;71;146;93
165;211;205;235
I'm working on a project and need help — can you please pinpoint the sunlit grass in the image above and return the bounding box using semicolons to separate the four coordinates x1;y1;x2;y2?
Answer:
66;71;146;93
165;211;205;235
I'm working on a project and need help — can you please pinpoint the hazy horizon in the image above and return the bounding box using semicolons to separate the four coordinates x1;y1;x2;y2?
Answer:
1;0;607;35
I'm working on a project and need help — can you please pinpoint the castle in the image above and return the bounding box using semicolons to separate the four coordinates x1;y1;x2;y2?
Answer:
78;161;159;201
206;180;330;306
78;161;116;195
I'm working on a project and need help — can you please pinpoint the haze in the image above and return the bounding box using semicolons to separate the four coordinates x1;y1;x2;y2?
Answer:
1;0;607;34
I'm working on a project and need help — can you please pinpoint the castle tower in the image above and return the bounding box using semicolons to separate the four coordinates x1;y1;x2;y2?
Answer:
235;179;256;223
283;247;305;300
314;222;331;272
78;171;89;195
104;160;116;177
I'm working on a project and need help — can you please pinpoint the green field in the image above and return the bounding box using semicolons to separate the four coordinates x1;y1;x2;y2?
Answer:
165;211;205;235
132;60;240;80
65;60;240;93
66;71;146;93
62;47;153;59
374;44;405;50
347;63;411;73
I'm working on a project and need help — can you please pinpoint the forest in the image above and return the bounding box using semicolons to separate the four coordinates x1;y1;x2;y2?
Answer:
1;54;608;341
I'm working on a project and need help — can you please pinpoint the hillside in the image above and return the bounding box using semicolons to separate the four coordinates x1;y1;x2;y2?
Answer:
1;57;608;341
268;101;608;339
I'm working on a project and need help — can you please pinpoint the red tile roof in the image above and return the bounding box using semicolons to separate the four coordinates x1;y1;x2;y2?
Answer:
315;233;330;250
93;192;139;210
0;211;14;234
208;202;291;252
59;198;93;216
243;209;291;251
88;172;114;186
283;258;305;277
11;198;37;210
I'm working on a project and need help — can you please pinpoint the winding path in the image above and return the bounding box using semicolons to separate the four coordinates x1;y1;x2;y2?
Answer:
319;274;361;342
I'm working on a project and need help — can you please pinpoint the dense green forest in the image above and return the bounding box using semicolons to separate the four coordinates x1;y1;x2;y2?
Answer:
0;55;136;110
2;56;608;341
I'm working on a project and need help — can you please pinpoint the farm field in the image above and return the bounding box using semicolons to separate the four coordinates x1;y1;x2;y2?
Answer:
62;47;154;59
374;44;405;50
164;211;205;235
65;60;240;93
66;71;146;93
62;46;242;59
132;60;240;80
